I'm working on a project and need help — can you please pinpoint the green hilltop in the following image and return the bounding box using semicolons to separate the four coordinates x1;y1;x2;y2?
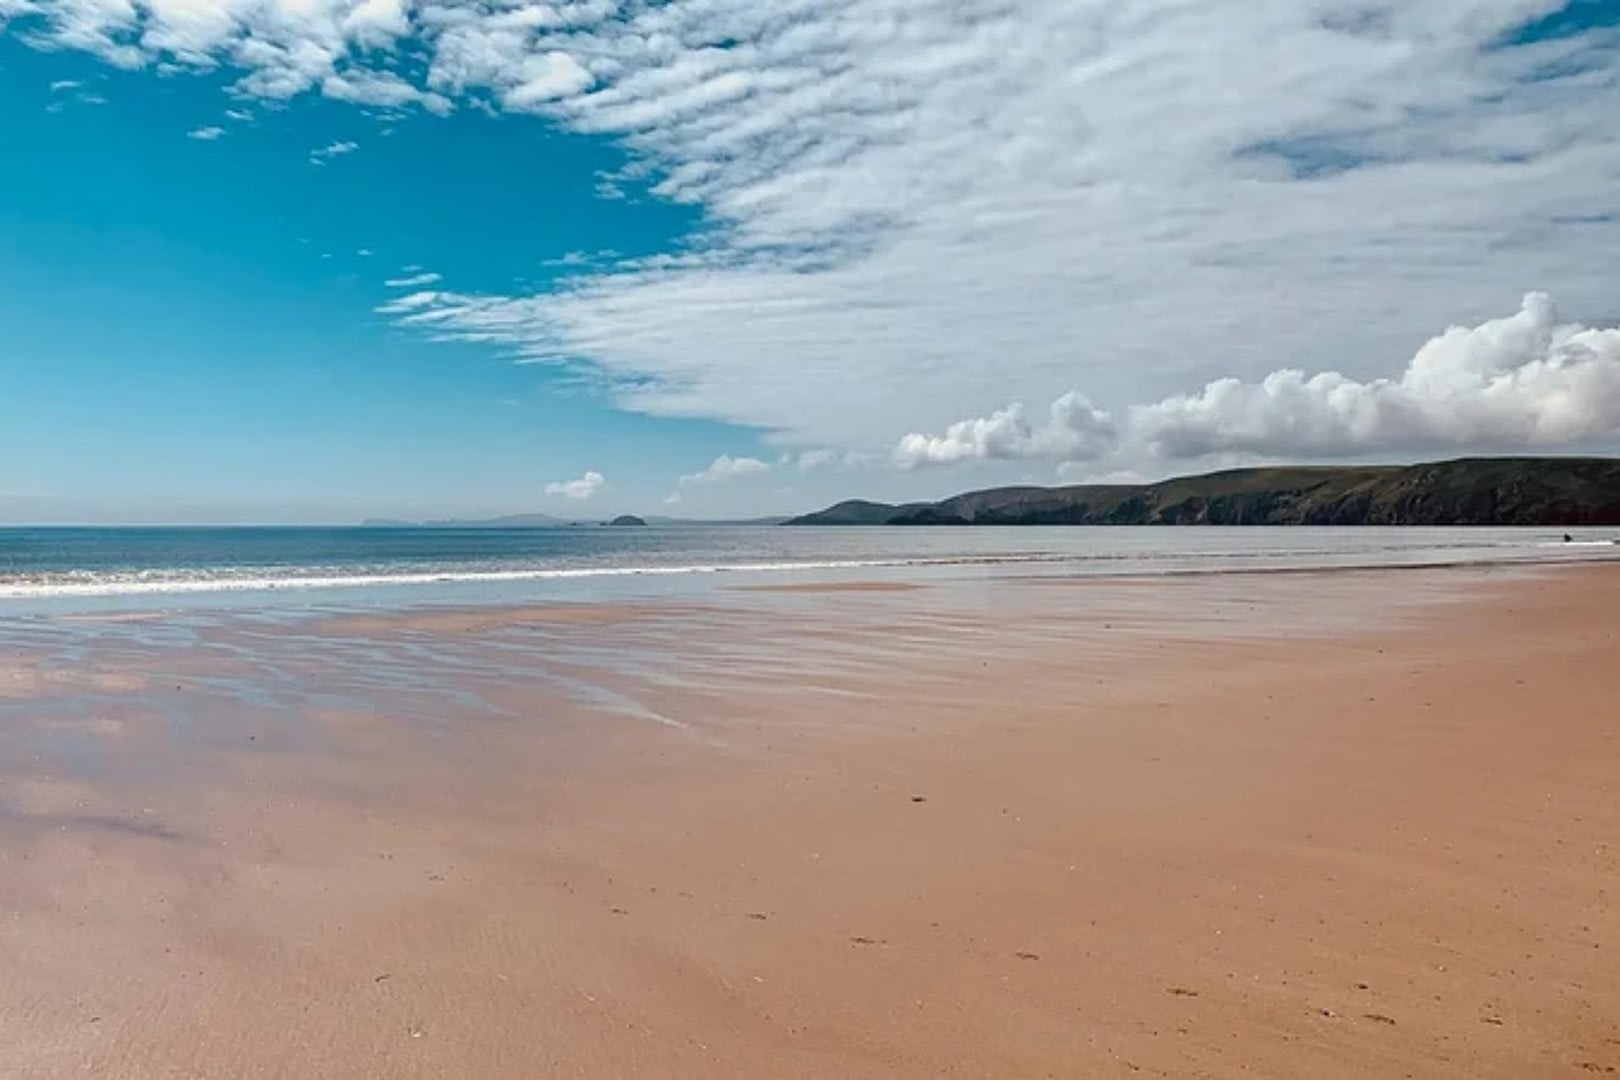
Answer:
787;458;1620;527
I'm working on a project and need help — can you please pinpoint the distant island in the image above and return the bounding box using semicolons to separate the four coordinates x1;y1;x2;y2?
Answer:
787;457;1620;527
362;513;791;528
363;513;569;528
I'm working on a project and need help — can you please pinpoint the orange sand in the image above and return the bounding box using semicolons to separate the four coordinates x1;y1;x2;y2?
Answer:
1;566;1617;1078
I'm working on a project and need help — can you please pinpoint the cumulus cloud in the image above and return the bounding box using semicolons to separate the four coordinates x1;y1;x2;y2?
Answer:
7;1;1620;466
1134;294;1620;459
308;140;358;164
896;393;1116;468
187;125;224;141
678;455;772;487
544;470;605;501
896;293;1620;468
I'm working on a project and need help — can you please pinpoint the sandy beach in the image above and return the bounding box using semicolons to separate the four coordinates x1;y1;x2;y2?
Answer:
2;565;1617;1078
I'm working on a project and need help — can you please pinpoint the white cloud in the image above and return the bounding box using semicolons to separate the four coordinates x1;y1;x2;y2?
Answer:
187;125;224;140
502;51;593;112
895;293;1620;468
376;290;442;315
544;470;605;501
7;0;1620;474
224;108;252;122
362;0;1620;463
896;393;1116;468
323;69;451;115
342;0;408;48
309;139;358;164
385;271;442;288
678;455;772;487
41;74;104;110
1133;293;1620;459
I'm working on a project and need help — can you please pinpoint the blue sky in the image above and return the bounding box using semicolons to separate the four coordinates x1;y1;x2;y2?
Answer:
0;31;745;521
2;1;1619;522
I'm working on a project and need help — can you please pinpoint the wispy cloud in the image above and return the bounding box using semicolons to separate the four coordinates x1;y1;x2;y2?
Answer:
323;69;451;116
224;108;253;122
544;470;605;501
42;75;104;111
376;290;442;315
308;140;358;165
361;0;1620;464
187;125;225;141
385;271;442;288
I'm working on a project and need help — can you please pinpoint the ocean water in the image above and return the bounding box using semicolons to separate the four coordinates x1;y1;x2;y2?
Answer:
0;525;1616;614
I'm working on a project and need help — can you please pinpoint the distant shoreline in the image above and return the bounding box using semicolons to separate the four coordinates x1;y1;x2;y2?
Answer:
788;456;1620;527
360;516;791;529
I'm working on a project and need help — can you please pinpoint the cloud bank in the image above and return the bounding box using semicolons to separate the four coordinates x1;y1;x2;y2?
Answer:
900;294;1620;466
7;1;1620;469
896;393;1115;468
544;469;604;500
1134;293;1620;459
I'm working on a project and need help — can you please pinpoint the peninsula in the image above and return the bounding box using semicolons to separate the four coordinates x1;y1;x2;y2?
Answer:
788;457;1620;527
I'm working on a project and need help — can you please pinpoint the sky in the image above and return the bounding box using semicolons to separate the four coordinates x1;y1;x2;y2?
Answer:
1;0;1619;523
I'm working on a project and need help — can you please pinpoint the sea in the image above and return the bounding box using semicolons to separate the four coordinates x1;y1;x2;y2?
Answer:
2;524;1618;617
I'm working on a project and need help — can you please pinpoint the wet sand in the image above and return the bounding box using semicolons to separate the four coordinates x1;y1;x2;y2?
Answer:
730;580;928;593
1;566;1617;1078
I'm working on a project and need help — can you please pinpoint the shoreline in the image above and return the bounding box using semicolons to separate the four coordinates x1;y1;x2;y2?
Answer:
2;565;1617;1077
1;525;1616;615
4;549;1618;619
